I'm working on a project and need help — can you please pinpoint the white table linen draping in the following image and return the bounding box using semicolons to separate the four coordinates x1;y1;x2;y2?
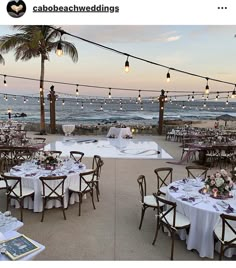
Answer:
9;160;86;212
167;179;236;259
106;127;132;139
0;231;45;261
62;125;75;136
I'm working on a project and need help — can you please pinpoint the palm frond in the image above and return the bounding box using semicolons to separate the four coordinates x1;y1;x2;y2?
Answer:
0;54;5;65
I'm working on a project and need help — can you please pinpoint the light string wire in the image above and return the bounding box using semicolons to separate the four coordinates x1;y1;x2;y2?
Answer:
50;26;236;87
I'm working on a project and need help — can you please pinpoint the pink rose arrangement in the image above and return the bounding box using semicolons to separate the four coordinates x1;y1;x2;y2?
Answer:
204;169;233;197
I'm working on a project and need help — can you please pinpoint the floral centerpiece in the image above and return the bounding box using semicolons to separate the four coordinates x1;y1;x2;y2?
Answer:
37;151;59;170
204;169;234;199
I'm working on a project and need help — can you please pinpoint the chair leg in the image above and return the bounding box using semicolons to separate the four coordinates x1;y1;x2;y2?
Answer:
91;190;96;210
139;206;147;230
219;244;224;260
152;216;160;245
20;199;23;222
41;198;46;222
96;182;100;202
78;193;82;216
62;198;66;220
6;196;10;211
170;231;175;260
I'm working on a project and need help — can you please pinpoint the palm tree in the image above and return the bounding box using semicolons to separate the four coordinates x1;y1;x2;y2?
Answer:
0;53;4;65
0;26;78;134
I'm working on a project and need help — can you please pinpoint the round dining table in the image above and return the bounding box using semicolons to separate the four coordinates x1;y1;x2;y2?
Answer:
9;159;87;212
166;179;236;259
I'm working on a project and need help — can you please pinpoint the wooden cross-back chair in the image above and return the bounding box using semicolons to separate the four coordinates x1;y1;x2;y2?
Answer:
214;213;236;260
1;173;35;222
68;169;96;216
185;165;208;180
70;151;84;162
39;175;67;222
152;193;191;260
154;167;173;196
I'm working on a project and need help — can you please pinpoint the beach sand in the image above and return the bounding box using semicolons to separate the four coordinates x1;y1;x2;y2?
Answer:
0;120;233;261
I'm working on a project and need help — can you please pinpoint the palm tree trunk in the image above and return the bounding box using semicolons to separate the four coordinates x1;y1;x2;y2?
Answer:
40;55;46;134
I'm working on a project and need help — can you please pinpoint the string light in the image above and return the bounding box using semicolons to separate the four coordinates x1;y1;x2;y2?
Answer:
187;95;190;102
215;91;219;101
62;99;65;105
205;78;209;94
76;84;79;96
226;99;229;105
3;75;7;86
23;97;26;103
124;56;129;73
203;101;206;108
182;102;185;109
81;102;84;109
166;69;170;82
120;104;123;110
140;103;143;111
138;90;141;102
191;92;195;102
231;85;236;98
100;105;103;111
108;88;111;99
56;32;63;56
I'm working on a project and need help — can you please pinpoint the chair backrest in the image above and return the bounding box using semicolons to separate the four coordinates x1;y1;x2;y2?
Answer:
79;169;96;192
185;165;208;180
45;150;62;157
219;213;236;246
153;193;177;228
137;175;146;203
154;167;173;191
33;137;46;144
1;173;22;197
70;151;84;162
92;155;104;178
39;175;67;198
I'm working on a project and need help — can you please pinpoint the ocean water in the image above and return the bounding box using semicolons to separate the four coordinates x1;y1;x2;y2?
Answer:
1;97;236;125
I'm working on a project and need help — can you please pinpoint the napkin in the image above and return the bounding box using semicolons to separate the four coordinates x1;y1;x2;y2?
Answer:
68;170;75;174
225;204;234;214
182;178;188;184
169;186;179;192
25;173;37;177
12;167;21;172
181;197;195;202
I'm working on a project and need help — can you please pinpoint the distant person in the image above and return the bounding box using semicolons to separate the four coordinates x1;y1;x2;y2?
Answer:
214;121;219;129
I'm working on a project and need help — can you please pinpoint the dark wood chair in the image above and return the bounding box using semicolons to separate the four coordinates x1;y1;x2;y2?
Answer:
214;213;236;260
154;167;173;196
70;151;84;162
39;175;67;222
152;193;191;260
45;150;62;157
1;174;35;222
68;169;96;216
185;165;208;180
137;175;164;230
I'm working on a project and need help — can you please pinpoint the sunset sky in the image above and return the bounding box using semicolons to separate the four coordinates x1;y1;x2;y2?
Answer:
0;25;236;99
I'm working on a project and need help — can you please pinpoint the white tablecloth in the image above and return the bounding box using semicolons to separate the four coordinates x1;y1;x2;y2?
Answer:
62;124;75;136
0;231;45;261
107;127;132;138
9;161;86;212
167;180;236;259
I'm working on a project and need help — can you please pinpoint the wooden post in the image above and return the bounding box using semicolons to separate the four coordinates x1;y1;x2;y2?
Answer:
158;89;165;135
49;85;56;134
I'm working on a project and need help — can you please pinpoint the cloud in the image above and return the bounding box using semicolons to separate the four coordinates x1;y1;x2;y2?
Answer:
166;35;181;42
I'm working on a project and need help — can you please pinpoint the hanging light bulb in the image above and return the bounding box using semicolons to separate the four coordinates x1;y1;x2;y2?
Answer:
182;102;185;109
169;97;172;103
137;90;141;102
166;70;170;82
56;39;63;56
23;97;26;104
76;84;79;96
187;95;190;102
124;56;129;73
231;85;236;98
120;104;123;110
108;88;111;99
191;92;195;102
226;99;229;105
140;104;143;111
205;78;209;94
5;95;8;101
203;102;206;108
81;102;84;109
62;99;65;105
43;100;45;106
174;96;177;101
38;98;40;103
215;92;219;101
100;105;103;111
3;75;7;86
14;95;16;101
